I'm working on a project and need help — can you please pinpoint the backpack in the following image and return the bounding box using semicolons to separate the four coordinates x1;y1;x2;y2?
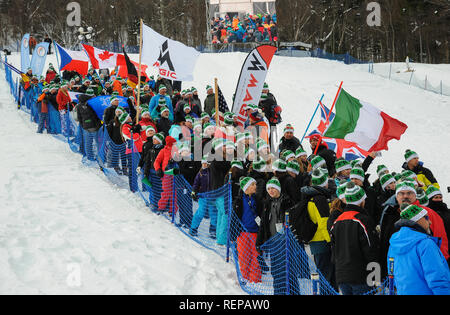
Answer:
291;200;318;244
78;103;101;132
269;104;283;125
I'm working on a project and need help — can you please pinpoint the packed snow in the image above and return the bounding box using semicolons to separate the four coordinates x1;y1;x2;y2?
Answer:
1;51;449;294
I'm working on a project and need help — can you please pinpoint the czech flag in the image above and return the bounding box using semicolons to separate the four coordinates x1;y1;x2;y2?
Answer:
55;42;89;76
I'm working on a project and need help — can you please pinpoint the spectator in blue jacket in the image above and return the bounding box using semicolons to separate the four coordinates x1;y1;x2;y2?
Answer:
149;85;174;121
190;157;216;238
388;203;450;295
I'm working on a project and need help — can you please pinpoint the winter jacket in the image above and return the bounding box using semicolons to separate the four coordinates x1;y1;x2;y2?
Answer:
203;94;216;116
428;200;450;251
156;117;172;137
402;162;440;190
311;143;337;177
256;193;297;249
56;89;72;111
154;136;178;172
103;105;119;126
122;123;144;153
275;173;301;203
278;136;301;154
193;168;213;194
330;204;380;285
209;159;231;191
234;191;263;234
149;94;174;121
179;158;201;186
139;141;164;178
248;170;269;201
388;221;450;295
301;186;332;244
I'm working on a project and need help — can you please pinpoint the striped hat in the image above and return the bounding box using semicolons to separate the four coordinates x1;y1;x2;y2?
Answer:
225;140;236;151
118;112;130;125
154;132;165;144
245;147;255;160
400;204;428;223
380;173;396;191
345;182;367;205
284;124;294;134
231;160;244;170
253;158;267;172
377;165;389;178
426;186;442;199
266;177;281;192
224;112;235;125
286;160;300;175
178;143;191;154
203;123;215;135
311;168;328;187
416;188;429;207
159;85;167;92
405;149;419;163
335;158;351;173
160;106;170;115
310;155;326;170
351;159;363;169
240;177;256;193
244;131;253;141
336;180;349;201
185;115;193;124
396;180;417;195
110;95;119;103
272;159;287;173
201;112;210;120
202;155;210;164
115;106;126;116
281;150;295;161
350;167;365;182
235;133;245;144
256;139;269;152
206;85;213;92
295;147;307;158
145;125;156;134
401;170;418;181
213;138;225;152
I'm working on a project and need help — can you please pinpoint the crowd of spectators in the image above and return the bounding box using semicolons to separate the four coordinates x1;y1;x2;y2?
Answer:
210;13;278;44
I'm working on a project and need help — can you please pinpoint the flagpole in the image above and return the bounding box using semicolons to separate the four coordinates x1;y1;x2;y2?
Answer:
215;78;219;126
314;81;343;156
136;18;144;124
300;94;324;144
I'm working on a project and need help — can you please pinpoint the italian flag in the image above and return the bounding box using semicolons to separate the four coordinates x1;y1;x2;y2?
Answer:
323;88;408;152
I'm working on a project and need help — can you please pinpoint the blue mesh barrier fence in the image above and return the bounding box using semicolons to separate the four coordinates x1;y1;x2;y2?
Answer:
3;61;395;296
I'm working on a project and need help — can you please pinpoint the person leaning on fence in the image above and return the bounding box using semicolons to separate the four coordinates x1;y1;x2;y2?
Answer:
190;156;216;238
153;136;180;214
137;132;165;186
256;177;301;295
233;177;263;284
330;182;380;295
56;81;73;135
388;204;450;295
36;86;50;134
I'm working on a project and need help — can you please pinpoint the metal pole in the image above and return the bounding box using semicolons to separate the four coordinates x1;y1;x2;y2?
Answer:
300;94;324;144
226;174;232;263
285;211;290;295
388;257;395;295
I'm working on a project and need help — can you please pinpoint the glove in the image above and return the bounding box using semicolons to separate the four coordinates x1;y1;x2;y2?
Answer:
172;168;180;176
191;192;199;202
156;169;164;178
133;124;142;133
136;167;142;175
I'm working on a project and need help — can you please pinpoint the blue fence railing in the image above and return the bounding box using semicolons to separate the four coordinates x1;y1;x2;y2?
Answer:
2;55;392;295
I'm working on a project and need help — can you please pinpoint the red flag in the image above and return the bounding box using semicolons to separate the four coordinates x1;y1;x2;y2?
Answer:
82;44;126;69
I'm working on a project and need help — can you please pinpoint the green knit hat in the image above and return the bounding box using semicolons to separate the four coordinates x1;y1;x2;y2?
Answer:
266;177;281;192
416;188;429;207
213;138;225;152
185;115;193;124
115;106;125;116
272;159;287;173
110;95;119;103
377;165;389;178
380;173;396;191
336;180;349;200
231;160;244;170
201;112;210;120
159;85;167;92
393;172;403;182
256;139;269;152
224;112;235;125
240;177;256;193
281;150;295;161
401;170;417;181
311;168;328;187
286;160;300;175
344;182;367;205
253;158;267;172
160;106;170;115
405;149;419;163
225;140;236;151
154;132;165;144
295;147;307;158
235;133;245;144
310;155;326;170
350;159;362;169
426;186;442;199
203;123;215;135
400;204;428;223
350;167;365;182
145;125;156;134
335;158;351;173
260;93;268;101
396;180;417;195
86;88;94;95
178;142;191;155
206;85;213;92
118;112;130;125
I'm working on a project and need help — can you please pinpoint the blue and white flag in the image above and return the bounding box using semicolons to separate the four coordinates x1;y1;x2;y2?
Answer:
20;34;31;72
83;95;129;121
30;42;50;77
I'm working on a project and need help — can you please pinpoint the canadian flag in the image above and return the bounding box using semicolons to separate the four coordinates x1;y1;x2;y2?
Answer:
82;44;126;69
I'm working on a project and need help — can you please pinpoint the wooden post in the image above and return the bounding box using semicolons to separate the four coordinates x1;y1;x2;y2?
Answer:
136;19;144;124
215;78;219;126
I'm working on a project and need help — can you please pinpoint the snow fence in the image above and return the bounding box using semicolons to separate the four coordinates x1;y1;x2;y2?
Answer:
2;57;393;296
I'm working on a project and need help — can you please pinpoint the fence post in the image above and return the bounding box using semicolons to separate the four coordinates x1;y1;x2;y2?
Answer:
409;72;414;85
425;75;428;90
441;80;443;95
388;257;395;295
171;174;176;224
285;211;290;295
311;272;320;295
226;174;232;263
389;64;392;80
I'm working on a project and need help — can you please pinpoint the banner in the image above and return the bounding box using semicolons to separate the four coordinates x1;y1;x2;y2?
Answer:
142;23;200;81
20;34;31;73
30;42;50;77
231;45;277;126
83;95;129;121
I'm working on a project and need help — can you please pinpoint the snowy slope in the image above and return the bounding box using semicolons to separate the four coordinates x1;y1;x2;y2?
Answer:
1;52;450;294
